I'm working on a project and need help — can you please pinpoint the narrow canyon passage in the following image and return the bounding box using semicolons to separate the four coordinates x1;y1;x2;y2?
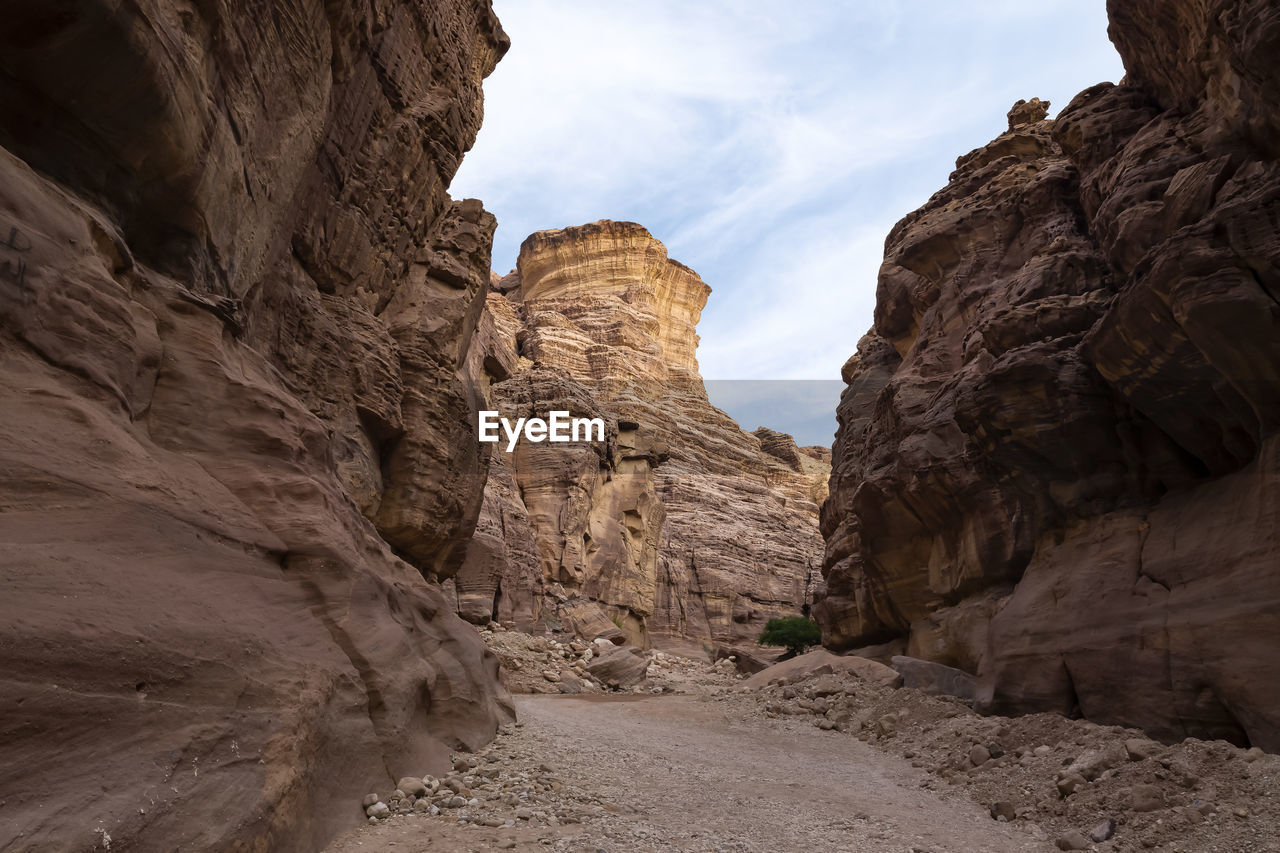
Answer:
327;694;1047;853
4;0;1278;849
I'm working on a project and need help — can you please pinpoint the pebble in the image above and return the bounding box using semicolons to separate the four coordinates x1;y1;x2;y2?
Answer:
1129;783;1165;812
809;675;842;697
989;801;1016;822
1055;830;1090;850
1056;773;1087;798
1089;818;1116;842
396;777;428;798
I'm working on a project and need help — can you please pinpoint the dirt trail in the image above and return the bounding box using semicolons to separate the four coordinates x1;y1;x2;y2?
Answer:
326;693;1049;852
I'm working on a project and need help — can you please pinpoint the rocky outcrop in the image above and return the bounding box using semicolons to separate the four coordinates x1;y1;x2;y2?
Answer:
452;221;827;651
820;0;1280;749
741;649;903;690
586;645;651;688
0;2;513;851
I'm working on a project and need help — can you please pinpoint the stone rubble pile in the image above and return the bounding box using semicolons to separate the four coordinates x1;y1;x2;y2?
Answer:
480;624;610;694
352;635;1279;851
733;657;1280;852
355;718;705;842
479;624;741;696
359;746;583;830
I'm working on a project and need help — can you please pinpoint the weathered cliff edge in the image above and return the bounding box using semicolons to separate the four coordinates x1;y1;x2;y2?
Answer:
451;221;828;653
0;2;513;850
820;0;1280;750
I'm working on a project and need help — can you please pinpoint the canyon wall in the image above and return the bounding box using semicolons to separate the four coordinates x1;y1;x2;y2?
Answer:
820;0;1280;749
0;2;513;850
452;221;828;655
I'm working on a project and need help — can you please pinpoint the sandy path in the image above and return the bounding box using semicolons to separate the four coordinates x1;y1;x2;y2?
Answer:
326;693;1049;852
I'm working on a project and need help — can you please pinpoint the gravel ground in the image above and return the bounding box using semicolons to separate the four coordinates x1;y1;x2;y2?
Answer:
324;692;1047;853
325;633;1280;853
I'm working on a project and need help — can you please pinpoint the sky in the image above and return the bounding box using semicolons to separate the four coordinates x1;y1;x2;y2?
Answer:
452;1;1126;444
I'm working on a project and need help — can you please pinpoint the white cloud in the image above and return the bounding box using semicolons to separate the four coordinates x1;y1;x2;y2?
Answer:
453;0;1126;380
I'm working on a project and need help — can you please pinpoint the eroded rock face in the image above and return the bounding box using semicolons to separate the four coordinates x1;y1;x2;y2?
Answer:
0;2;513;851
453;222;828;651
820;0;1280;749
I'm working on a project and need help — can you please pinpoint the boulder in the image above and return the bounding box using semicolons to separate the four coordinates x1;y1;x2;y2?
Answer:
1066;743;1128;781
396;778;428;798
808;675;844;697
586;645;649;688
743;649;902;690
1056;773;1088;798
989;801;1017;821
1055;831;1090;851
1089;819;1117;843
890;656;978;700
1129;784;1166;813
714;644;782;675
1125;738;1162;761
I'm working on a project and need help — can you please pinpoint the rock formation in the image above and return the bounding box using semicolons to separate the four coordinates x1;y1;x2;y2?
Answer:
820;0;1280;750
451;221;828;653
0;2;514;850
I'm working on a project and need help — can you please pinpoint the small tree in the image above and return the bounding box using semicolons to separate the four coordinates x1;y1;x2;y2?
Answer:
758;616;822;659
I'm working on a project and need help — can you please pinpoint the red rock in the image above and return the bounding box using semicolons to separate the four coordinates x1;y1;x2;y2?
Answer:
891;656;978;701
451;222;829;650
0;1;512;850
819;0;1280;750
586;645;650;688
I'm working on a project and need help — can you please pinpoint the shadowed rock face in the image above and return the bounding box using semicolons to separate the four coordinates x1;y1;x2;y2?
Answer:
0;2;513;851
820;0;1280;749
451;222;828;652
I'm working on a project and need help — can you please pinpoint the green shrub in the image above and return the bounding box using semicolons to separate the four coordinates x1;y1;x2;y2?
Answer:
758;616;822;659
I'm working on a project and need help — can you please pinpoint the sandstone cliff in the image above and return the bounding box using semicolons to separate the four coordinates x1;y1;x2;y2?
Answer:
820;1;1280;749
0;2;513;850
451;222;827;654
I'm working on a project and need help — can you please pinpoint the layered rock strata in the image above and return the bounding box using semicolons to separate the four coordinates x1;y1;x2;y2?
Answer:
820;1;1280;749
0;2;513;850
452;222;827;652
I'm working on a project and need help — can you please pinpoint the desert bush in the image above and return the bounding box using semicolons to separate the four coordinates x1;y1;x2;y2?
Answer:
758;616;822;658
